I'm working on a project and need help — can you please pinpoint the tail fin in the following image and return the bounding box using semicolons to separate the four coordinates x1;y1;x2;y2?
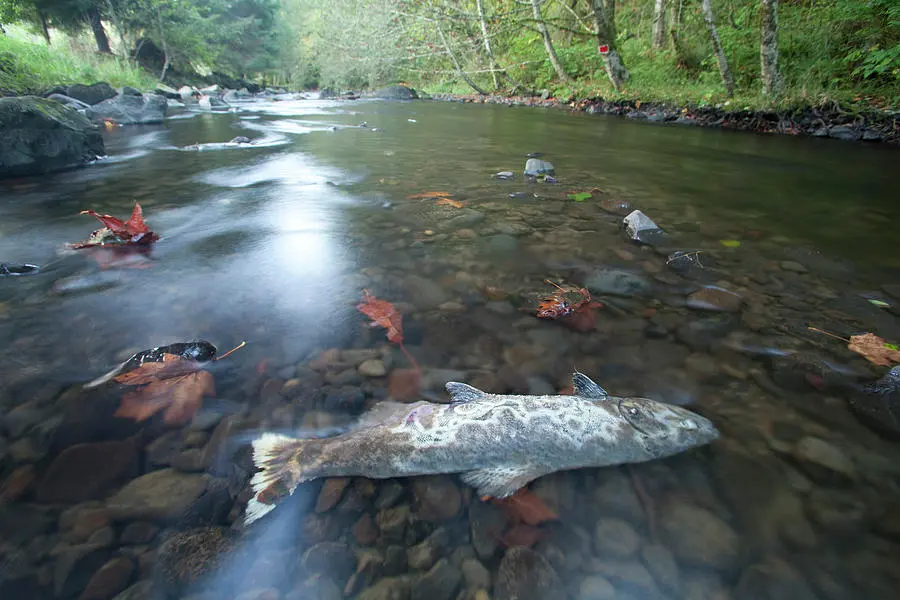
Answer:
245;433;309;526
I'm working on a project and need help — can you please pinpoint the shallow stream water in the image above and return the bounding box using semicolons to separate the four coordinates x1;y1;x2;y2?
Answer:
1;95;900;600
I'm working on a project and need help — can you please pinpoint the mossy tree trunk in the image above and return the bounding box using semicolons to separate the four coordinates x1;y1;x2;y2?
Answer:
591;0;629;91
700;0;734;97
760;0;783;96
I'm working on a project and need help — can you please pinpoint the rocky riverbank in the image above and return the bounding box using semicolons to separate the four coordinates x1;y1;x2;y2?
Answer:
428;93;900;145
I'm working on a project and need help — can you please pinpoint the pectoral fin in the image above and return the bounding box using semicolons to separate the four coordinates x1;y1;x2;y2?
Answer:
460;465;548;498
572;372;608;399
446;382;487;404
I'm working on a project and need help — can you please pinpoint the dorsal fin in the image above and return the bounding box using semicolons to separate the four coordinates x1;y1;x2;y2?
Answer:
572;372;608;399
445;382;487;404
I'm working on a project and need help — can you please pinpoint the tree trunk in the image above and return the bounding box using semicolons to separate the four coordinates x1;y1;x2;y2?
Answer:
38;10;51;44
591;0;629;90
155;3;170;81
700;0;734;97
86;7;111;53
436;24;488;95
531;0;573;84
760;0;783;96
652;0;667;49
475;0;500;89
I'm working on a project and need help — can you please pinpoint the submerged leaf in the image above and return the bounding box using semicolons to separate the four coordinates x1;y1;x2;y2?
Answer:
719;240;741;248
113;353;216;425
357;290;404;344
408;191;454;199
493;488;558;526
567;192;592;202
435;198;466;208
868;299;891;308
848;333;900;367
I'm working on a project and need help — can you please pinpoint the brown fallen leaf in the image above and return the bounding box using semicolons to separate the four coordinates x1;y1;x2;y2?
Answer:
492;488;558;526
435;198;466;208
0;465;35;503
848;333;900;367
407;191;454;199
501;523;549;548
113;353;216;425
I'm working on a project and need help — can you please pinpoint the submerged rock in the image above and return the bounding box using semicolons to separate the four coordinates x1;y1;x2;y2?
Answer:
658;498;740;572
623;210;668;246
686;286;743;312
583;268;653;297
494;547;564;600
155;527;234;593
0;96;105;178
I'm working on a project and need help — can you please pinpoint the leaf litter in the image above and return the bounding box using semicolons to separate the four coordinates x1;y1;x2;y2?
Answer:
88;340;246;426
357;290;423;399
809;327;900;367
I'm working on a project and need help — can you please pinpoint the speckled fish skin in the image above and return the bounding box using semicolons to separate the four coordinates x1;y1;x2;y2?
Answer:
244;372;719;525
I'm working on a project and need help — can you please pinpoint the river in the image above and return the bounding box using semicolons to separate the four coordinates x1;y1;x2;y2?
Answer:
1;95;899;600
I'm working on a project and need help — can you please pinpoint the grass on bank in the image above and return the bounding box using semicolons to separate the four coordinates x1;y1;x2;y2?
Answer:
419;36;900;114
0;30;157;96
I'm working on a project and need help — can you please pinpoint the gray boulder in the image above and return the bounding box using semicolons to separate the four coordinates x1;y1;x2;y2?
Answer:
65;82;117;106
371;85;418;100
47;94;93;115
91;92;167;125
0;96;104;179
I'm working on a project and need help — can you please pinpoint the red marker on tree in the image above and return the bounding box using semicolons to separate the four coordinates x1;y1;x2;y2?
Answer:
599;44;610;54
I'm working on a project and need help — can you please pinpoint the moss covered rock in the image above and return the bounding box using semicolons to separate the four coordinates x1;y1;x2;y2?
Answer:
0;96;104;179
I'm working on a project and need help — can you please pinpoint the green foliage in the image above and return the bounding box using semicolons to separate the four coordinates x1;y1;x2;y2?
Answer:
0;29;156;93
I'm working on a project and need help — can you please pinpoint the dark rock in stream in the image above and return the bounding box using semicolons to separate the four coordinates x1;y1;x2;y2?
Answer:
583;268;653;297
65;83;117;106
36;438;140;503
0;96;105;178
370;85;418;100
90;92;167;125
155;527;237;594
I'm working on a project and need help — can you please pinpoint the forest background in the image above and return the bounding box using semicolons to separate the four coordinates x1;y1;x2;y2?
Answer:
1;0;898;109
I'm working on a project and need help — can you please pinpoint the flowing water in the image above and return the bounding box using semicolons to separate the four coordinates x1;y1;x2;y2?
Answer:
1;95;899;600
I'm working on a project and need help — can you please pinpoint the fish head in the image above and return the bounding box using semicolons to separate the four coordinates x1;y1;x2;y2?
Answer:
616;397;719;457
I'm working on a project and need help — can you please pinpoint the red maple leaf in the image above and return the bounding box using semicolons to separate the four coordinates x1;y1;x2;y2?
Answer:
357;289;404;344
533;280;603;332
72;202;159;248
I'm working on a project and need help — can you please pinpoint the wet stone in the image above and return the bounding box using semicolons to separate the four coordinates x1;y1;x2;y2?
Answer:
53;543;110;599
155;527;233;594
383;546;408;577
66;508;111;543
301;542;357;585
780;261;808;274
791;437;856;484
805;488;869;533
641;543;680;596
286;575;342;600
79;556;134;600
120;522;159;545
411;558;461;600
687;286;743;312
584;268;653;297
356;576;412;600
733;557;818;600
106;469;208;522
412;476;461;521
407;528;450;571
495;547;564;600
524;159;554;176
353;513;379;546
577;575;616;600
377;506;410;544
460;558;490;590
359;359;388;377
594;517;641;559
658;498;740;573
110;581;153;600
315;478;351;513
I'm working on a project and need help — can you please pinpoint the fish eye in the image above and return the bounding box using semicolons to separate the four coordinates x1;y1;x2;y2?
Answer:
618;399;667;436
